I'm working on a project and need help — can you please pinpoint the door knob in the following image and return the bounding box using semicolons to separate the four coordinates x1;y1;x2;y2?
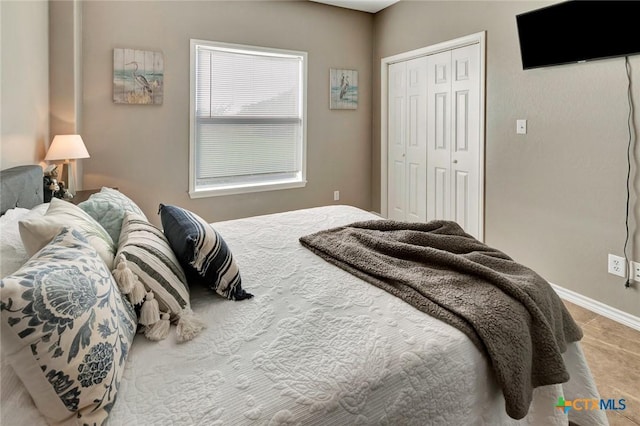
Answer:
452;159;458;164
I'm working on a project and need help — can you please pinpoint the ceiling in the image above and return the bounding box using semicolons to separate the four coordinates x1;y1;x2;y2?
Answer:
309;0;400;13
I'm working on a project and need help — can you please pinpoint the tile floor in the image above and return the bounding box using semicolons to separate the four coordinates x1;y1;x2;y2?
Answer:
564;301;640;426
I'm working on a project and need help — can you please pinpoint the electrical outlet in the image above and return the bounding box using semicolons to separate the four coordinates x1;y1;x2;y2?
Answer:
608;254;626;278
631;261;640;283
516;119;527;134
333;190;340;201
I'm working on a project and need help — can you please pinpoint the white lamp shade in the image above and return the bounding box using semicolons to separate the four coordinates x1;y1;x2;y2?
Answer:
45;135;90;161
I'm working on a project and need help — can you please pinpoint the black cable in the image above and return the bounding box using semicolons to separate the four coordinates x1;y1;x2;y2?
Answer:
623;56;633;288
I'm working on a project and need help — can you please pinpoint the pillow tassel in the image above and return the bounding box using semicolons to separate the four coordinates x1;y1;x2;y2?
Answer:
129;277;147;306
230;285;254;301
145;312;171;341
176;307;205;342
139;291;160;326
112;258;136;294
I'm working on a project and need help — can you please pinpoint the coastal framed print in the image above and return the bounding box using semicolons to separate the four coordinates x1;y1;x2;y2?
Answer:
330;68;358;110
113;48;164;105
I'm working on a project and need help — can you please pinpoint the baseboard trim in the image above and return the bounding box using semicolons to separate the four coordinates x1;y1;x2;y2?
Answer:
551;283;640;332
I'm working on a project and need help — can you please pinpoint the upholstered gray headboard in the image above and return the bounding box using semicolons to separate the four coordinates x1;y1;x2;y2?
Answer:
0;165;44;215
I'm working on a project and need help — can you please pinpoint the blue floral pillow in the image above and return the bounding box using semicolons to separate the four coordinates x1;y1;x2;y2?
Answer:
0;227;136;425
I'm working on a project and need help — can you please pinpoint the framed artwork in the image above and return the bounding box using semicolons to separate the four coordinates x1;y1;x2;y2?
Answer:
113;48;164;105
330;68;358;110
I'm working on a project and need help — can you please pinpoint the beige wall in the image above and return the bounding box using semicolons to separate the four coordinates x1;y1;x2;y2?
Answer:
49;0;81;137
1;0;49;169
80;1;373;225
373;1;640;316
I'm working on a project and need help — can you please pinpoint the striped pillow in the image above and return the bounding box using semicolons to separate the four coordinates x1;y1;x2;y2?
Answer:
115;212;203;341
158;204;252;301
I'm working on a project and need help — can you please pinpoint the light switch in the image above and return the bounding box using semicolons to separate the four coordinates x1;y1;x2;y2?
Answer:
516;119;527;135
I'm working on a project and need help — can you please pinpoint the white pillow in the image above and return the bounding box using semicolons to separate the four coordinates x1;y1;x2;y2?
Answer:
18;198;115;268
0;204;48;278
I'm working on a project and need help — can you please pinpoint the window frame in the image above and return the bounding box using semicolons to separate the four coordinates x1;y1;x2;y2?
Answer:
189;39;308;198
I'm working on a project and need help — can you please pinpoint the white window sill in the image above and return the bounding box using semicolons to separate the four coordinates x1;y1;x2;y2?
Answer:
189;179;307;198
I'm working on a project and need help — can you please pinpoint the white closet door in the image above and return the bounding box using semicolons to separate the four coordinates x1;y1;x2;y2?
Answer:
426;44;481;239
387;57;427;222
388;61;407;221
426;50;452;223
451;44;480;237
405;57;428;222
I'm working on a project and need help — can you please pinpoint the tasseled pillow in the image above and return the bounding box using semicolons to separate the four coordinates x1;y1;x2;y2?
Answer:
113;213;204;342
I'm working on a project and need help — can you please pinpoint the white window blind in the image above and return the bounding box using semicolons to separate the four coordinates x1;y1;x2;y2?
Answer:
190;41;307;197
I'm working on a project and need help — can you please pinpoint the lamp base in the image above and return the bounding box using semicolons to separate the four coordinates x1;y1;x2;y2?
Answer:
66;159;78;197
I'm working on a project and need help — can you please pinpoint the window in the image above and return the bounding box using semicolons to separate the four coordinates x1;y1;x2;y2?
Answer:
189;40;307;197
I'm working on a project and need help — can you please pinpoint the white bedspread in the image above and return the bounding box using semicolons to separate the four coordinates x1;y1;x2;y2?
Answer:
1;205;607;425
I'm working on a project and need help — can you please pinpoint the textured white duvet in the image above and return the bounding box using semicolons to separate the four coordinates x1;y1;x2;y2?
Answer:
1;205;607;425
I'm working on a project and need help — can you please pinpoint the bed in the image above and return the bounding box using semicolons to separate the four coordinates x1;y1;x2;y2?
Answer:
0;165;608;426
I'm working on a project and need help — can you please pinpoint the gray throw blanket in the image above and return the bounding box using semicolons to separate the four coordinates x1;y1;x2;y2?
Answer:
299;219;583;420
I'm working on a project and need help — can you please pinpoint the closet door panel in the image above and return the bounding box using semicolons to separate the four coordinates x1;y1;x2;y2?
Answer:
427;50;452;223
434;167;448;220
451;44;480;238
388;62;406;220
405;57;427;222
454;170;469;229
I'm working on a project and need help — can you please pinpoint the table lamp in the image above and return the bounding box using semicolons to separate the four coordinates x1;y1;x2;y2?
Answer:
45;134;90;196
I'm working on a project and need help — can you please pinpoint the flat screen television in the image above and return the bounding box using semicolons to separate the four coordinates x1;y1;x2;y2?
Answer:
516;1;640;70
